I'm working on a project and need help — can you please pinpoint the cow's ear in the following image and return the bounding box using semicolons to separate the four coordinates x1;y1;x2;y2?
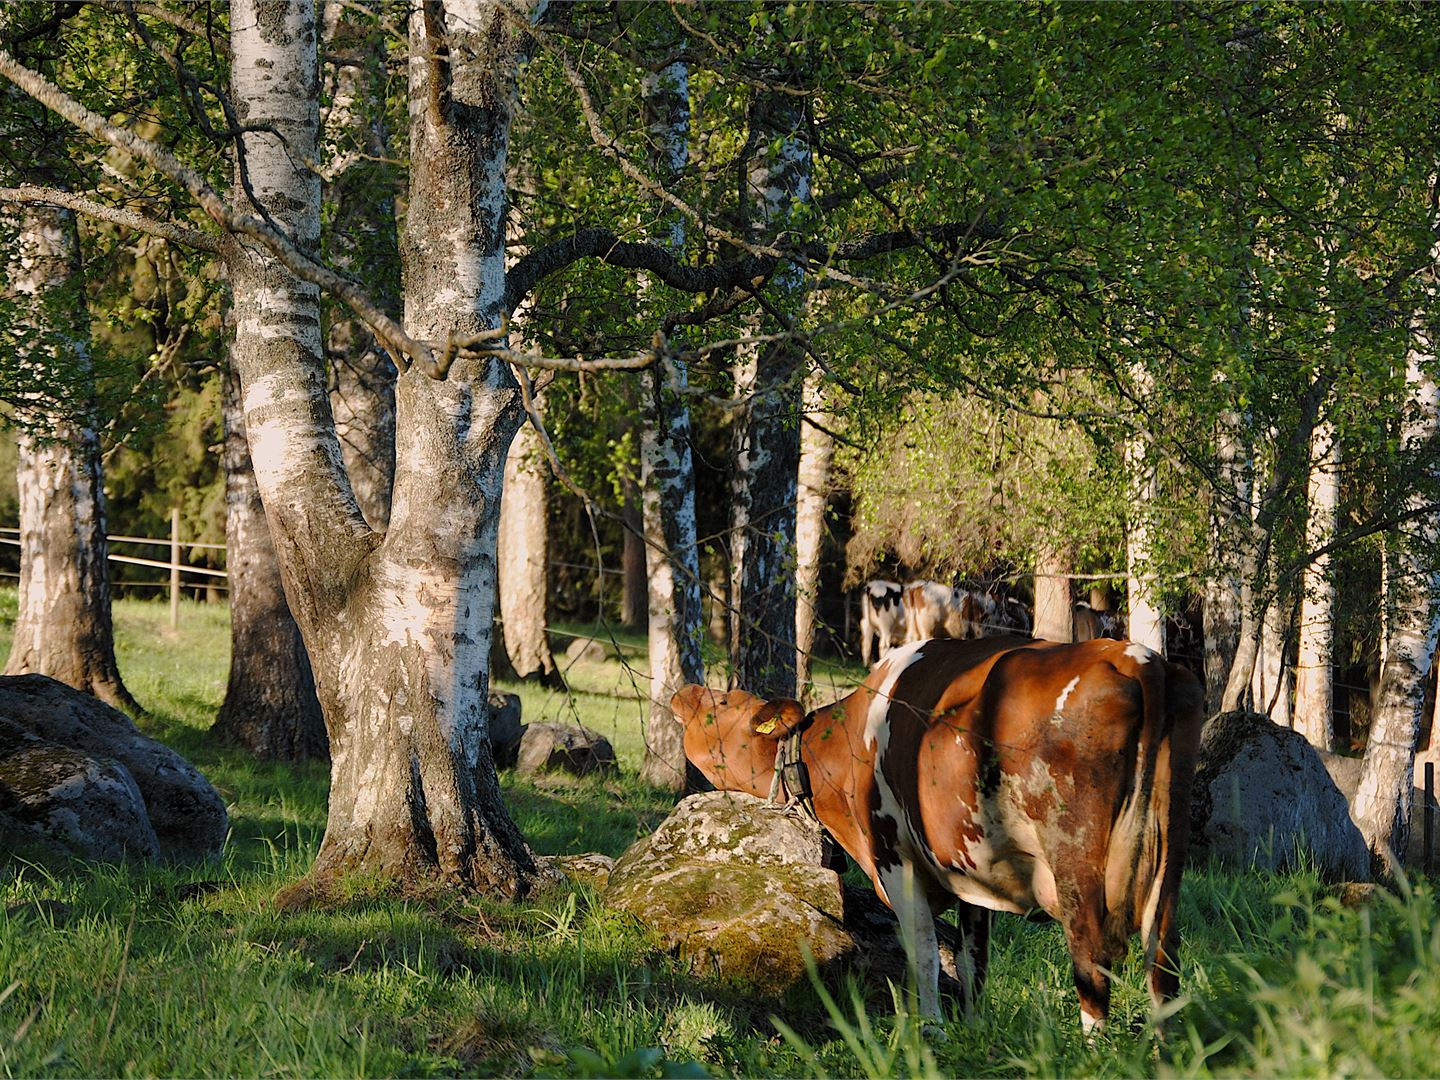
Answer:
750;699;805;739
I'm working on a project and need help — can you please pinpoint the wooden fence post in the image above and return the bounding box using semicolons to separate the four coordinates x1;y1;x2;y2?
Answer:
169;507;181;632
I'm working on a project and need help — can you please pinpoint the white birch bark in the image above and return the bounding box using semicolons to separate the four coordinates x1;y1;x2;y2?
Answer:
731;90;810;699
1205;405;1249;713
1353;324;1440;866
320;0;397;532
228;0;544;897
1293;419;1339;748
1125;366;1166;653
2;203;137;715
639;57;705;788
1032;550;1073;643
1252;582;1292;724
498;392;561;685
795;367;835;703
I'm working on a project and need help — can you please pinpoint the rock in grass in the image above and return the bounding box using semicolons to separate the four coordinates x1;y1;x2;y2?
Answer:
543;852;616;890
516;723;618;778
0;718;161;862
488;692;524;769
562;637;610;663
1192;709;1368;881
0;674;227;862
604;791;855;994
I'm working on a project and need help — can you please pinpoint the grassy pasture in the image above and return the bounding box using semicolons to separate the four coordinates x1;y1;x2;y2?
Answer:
1;591;1439;1077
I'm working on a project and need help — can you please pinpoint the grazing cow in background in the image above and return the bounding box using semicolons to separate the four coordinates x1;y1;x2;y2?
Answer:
674;635;1203;1031
905;581;991;641
860;580;906;665
903;580;958;641
1074;600;1124;642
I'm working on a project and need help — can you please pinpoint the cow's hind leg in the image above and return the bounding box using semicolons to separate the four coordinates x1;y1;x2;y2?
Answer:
1062;896;1112;1035
1145;878;1182;1016
954;901;991;1017
879;860;943;1024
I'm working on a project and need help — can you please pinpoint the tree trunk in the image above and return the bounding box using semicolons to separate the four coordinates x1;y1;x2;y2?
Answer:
1204;406;1248;713
320;1;397;532
1353;333;1440;868
2;203;138;715
795;367;835;703
621;486;648;629
1293;421;1338;749
228;0;544;899
731;90;810;700
498;397;561;686
638;56;705;790
1033;549;1072;643
212;362;327;760
1252;583;1292;724
1125;367;1166;653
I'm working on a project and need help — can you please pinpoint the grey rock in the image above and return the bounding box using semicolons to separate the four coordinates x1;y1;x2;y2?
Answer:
604;792;854;994
1193;710;1369;881
0;720;160;862
0;674;227;862
562;637;609;663
516;722;618;778
488;691;523;769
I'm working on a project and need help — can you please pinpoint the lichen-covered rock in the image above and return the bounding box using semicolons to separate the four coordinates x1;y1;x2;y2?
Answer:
0;720;160;862
488;692;523;769
516;723;618;778
604;792;854;994
563;637;609;663
1193;710;1368;881
0;674;227;862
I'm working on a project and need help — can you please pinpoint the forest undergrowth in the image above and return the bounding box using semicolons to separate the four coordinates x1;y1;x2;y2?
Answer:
1;592;1438;1078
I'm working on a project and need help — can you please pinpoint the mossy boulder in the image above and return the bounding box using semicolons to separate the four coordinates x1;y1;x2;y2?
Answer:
604;791;855;994
0;675;227;862
0;719;160;862
1193;710;1368;881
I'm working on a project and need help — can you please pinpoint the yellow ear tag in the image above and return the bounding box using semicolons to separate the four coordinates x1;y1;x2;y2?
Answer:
754;718;779;735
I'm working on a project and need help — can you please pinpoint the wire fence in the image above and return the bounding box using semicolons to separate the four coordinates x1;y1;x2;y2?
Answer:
0;508;227;630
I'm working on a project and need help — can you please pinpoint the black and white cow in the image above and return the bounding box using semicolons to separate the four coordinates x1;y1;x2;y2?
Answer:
860;580;906;665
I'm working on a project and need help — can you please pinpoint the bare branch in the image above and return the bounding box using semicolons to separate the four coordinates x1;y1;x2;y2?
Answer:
0;184;219;251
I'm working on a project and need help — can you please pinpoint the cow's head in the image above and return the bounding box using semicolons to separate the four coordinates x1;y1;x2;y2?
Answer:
671;684;806;797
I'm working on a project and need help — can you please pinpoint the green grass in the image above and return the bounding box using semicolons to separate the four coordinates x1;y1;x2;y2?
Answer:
2;592;1439;1077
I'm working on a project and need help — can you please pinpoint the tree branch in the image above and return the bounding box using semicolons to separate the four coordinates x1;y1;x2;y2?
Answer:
0;185;219;251
0;48;445;376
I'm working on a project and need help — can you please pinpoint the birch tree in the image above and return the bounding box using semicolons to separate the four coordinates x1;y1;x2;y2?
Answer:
1353;321;1440;867
2;202;137;715
638;54;704;790
498;394;562;687
1294;418;1339;749
794;367;835;702
731;89;811;700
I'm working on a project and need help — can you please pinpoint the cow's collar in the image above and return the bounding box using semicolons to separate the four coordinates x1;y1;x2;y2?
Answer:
767;720;820;826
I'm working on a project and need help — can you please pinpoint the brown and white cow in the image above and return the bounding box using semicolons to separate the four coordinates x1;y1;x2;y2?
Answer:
860;580;907;666
904;581;990;642
673;635;1203;1031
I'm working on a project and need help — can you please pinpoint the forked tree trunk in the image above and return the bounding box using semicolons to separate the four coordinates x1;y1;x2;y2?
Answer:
320;0;397;531
228;0;544;899
1353;330;1440;868
638;56;705;790
3;203;138;715
794;368;835;703
1033;549;1072;643
1125;366;1166;654
498;397;561;686
212;364;326;759
1294;420;1338;750
732;90;810;700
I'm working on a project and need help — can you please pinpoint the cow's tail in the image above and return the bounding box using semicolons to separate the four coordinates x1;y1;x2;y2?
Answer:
1102;648;1203;960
